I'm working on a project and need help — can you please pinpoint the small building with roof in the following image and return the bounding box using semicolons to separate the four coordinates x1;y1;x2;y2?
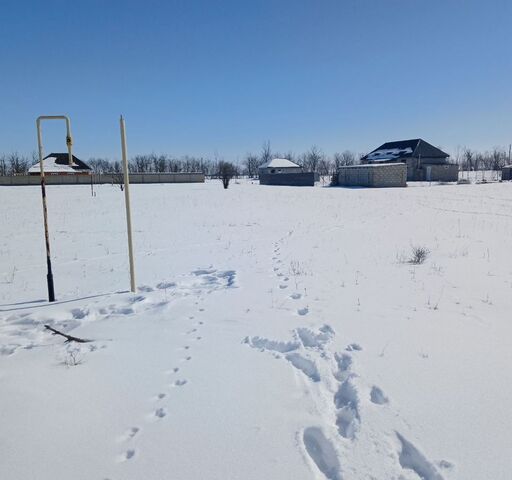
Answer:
258;158;303;175
28;153;92;176
360;139;458;182
259;158;318;186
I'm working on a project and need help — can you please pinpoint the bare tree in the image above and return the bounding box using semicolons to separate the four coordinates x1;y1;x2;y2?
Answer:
7;152;28;175
0;155;7;176
302;145;323;172
260;141;272;166
244;153;260;178
218;161;237;189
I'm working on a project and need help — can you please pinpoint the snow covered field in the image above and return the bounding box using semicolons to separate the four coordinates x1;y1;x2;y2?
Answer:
1;180;512;480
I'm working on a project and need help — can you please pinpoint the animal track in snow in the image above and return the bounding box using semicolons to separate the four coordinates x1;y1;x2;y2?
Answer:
118;427;139;442
303;427;342;480
156;393;166;400
279;284;288;289
172;379;188;387
154;407;167;418
297;307;309;316
370;386;388;405
119;449;136;461
345;343;362;352
396;433;445;480
290;292;302;300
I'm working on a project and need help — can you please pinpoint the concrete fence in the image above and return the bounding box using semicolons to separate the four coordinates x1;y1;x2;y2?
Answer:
0;173;205;186
337;163;407;188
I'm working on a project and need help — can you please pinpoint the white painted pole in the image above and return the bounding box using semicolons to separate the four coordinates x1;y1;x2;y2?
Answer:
120;115;136;293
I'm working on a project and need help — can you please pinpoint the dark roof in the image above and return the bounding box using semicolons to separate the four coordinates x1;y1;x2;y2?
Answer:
45;153;91;171
362;139;449;162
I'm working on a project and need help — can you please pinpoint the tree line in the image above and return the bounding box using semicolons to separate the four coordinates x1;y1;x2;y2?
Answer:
1;144;510;177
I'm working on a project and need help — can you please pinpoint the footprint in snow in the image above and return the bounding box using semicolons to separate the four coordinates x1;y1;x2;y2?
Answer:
154;408;167;418
279;284;288;289
396;432;445;480
370;386;388;405
303;427;342;480
156;393;166;400
138;285;154;292
290;293;302;300
118;427;139;443
173;379;188;387
118;449;136;462
297;307;309;316
346;343;362;352
156;281;176;290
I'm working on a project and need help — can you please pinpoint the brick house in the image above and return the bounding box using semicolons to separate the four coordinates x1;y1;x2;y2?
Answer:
361;139;459;182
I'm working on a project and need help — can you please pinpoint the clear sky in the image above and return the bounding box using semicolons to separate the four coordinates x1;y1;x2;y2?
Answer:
1;0;511;161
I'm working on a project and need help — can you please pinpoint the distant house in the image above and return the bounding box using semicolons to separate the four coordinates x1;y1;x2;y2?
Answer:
28;153;92;176
258;158;303;175
502;165;512;181
259;158;317;186
361;139;458;182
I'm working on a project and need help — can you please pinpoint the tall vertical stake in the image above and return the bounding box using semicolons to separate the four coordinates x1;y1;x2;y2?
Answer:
120;115;136;293
36;117;55;302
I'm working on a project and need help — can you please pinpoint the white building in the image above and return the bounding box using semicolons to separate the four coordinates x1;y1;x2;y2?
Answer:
258;158;303;175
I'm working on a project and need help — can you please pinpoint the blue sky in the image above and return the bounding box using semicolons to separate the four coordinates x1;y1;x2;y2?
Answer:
1;0;511;161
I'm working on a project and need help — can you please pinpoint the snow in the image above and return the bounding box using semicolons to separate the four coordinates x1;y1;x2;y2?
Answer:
366;147;413;162
28;156;88;174
1;180;512;479
260;158;301;169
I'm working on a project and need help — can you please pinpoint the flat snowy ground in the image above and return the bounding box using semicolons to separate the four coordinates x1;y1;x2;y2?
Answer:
1;180;511;480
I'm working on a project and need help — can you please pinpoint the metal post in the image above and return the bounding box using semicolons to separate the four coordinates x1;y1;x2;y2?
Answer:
36;115;72;302
120;115;136;293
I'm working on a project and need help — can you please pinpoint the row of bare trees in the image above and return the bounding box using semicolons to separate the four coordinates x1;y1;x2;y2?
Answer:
453;146;511;171
1;144;511;177
0;152;38;176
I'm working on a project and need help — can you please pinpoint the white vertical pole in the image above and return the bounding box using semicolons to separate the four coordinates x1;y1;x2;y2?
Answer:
120;115;136;293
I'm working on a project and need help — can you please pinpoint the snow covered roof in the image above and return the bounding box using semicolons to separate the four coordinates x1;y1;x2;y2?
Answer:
362;139;449;163
365;148;413;162
28;153;92;174
260;158;301;169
